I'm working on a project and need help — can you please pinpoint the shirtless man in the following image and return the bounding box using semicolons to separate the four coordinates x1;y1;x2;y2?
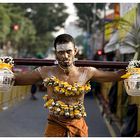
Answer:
14;34;125;137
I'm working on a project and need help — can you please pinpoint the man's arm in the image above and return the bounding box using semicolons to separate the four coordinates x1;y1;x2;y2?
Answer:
90;68;126;83
14;69;42;85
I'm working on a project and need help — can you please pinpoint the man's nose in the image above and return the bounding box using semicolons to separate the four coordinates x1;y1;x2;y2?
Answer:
63;52;69;58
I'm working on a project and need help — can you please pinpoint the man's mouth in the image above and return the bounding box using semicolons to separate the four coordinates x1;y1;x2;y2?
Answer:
58;60;71;67
59;59;70;63
64;60;70;63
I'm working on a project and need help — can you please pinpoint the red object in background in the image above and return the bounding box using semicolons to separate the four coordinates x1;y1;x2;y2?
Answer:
97;50;103;56
13;24;19;31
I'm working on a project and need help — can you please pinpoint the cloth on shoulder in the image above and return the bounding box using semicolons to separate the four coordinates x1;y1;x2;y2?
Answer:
44;114;88;137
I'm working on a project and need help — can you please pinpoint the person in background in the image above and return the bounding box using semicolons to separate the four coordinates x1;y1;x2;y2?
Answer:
30;84;37;100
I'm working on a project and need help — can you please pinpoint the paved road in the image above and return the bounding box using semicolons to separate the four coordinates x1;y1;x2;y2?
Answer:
85;95;110;137
0;92;111;137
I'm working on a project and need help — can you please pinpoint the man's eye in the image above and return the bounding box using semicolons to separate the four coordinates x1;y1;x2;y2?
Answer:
67;50;72;54
58;51;63;54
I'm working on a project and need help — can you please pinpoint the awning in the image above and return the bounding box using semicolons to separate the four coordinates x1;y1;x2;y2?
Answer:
119;45;135;54
104;31;119;53
104;30;136;54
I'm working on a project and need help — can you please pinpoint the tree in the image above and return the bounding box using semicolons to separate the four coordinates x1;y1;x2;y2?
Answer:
13;3;69;36
0;5;11;44
33;32;54;57
0;3;69;57
0;4;37;57
11;3;69;56
74;3;105;33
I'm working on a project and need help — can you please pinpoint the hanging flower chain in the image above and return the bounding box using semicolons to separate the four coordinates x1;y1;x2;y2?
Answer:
43;95;87;119
127;60;140;69
121;60;140;79
43;76;91;96
0;56;14;70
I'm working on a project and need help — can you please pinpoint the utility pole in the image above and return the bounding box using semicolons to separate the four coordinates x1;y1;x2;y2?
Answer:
93;3;96;32
92;3;97;33
102;3;106;49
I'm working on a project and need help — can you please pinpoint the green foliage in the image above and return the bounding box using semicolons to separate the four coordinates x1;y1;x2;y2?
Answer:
14;3;68;35
74;3;105;33
32;3;68;35
0;5;11;42
0;3;68;57
123;23;140;60
75;35;85;46
34;32;54;56
105;18;140;60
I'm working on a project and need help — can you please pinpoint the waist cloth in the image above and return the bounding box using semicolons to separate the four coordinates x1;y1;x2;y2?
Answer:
44;114;88;137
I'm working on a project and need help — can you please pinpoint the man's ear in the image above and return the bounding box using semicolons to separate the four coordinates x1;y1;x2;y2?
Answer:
74;47;78;55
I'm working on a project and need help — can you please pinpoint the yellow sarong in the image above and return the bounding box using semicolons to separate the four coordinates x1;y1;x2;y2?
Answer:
44;114;88;137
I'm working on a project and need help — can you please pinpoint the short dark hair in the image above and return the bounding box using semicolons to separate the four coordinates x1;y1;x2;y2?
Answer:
54;34;75;49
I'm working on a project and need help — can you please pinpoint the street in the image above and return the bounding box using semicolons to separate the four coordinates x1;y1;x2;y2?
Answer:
0;92;112;137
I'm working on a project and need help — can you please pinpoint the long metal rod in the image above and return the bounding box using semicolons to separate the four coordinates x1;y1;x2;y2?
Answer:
14;58;128;69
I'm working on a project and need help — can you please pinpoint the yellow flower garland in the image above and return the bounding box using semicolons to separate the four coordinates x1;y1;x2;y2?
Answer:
43;76;91;96
121;68;140;79
0;56;14;70
0;63;13;70
43;95;87;119
121;60;140;79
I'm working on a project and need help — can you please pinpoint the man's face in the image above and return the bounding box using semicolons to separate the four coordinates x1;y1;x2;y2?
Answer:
55;42;77;67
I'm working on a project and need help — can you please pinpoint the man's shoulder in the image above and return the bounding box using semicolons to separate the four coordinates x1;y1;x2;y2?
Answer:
79;66;97;72
40;65;57;71
35;66;57;79
34;66;56;75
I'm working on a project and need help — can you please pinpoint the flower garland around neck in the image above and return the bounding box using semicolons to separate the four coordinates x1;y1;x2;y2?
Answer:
121;60;140;79
43;76;91;96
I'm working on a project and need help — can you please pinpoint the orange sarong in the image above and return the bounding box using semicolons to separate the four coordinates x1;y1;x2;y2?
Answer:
44;115;88;137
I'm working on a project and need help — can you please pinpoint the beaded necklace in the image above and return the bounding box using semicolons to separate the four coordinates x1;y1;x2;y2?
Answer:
58;63;71;76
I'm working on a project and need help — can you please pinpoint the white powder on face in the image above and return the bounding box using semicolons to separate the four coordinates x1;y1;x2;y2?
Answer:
56;42;74;52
